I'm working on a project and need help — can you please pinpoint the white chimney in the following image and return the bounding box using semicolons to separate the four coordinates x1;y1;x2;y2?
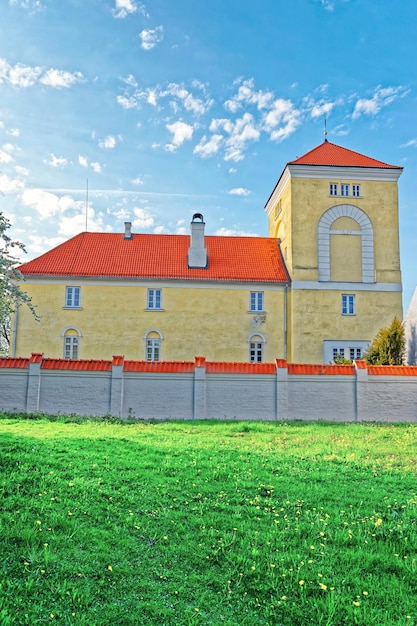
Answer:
188;213;207;268
124;221;133;240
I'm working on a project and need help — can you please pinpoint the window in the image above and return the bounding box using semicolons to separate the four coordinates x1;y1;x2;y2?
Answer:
350;347;362;360
329;183;338;196
340;184;349;196
147;289;162;310
332;347;345;360
62;327;81;359
65;286;80;308
64;336;79;359
146;338;160;361
250;292;264;312
248;334;265;362
342;294;355;315
352;184;360;197
274;200;282;220
144;329;163;361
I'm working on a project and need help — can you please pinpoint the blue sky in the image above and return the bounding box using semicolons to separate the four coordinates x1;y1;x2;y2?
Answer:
1;0;416;308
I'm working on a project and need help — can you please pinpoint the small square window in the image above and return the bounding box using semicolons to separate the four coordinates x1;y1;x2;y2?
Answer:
329;183;338;196
342;294;355;315
147;289;162;309
340;184;349;196
250;292;264;312
352;184;360;197
65;287;80;308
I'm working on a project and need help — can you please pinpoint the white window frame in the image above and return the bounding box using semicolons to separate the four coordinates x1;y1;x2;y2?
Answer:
250;291;264;312
342;294;355;316
147;288;162;310
340;184;350;197
352;184;361;197
325;340;368;364
146;338;160;361
61;327;82;359
65;286;81;308
248;333;266;363
329;183;338;196
144;329;163;361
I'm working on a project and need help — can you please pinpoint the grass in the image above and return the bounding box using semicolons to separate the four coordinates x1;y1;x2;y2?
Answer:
0;414;416;626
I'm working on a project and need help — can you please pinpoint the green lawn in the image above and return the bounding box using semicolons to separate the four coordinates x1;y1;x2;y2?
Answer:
0;414;416;625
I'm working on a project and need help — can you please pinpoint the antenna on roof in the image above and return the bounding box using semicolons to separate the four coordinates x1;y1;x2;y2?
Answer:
324;116;328;142
85;178;89;231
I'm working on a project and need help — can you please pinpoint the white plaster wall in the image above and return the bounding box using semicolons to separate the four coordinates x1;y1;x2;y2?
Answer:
122;374;194;420
0;370;28;411
38;372;112;416
286;377;357;421
205;375;277;420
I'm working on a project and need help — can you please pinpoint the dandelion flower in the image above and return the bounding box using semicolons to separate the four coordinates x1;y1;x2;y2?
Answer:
319;583;327;590
353;601;361;607
299;580;305;586
107;565;113;571
374;518;383;527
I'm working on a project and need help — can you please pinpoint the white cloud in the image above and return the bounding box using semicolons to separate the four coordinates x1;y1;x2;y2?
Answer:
193;134;223;158
214;227;258;237
59;209;104;237
139;26;164;50
6;128;20;137
116;95;138;110
132;207;154;229
20;188;82;219
9;0;42;10
165;83;213;116
0;149;13;163
402;139;417;148
0;173;25;193
131;176;144;185
40;68;84;88
224;78;274;113
309;100;335;119
44;154;68;168
112;0;148;19
165;121;194;152
228;187;251;197
117;79;213;116
78;155;102;173
352;85;408;119
99;135;117;149
0;58;84;89
91;162;102;174
262;99;300;142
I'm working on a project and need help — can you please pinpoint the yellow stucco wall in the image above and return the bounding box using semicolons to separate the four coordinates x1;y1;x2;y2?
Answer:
268;175;401;284
288;289;403;363
14;281;287;361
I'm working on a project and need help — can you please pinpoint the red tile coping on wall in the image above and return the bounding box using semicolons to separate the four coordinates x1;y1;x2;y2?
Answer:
124;360;195;373
368;365;417;376
40;359;112;371
287;363;356;375
1;355;417;376
0;357;30;369
205;362;277;374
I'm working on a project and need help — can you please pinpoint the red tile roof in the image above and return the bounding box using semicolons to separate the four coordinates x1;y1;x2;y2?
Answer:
288;140;401;169
18;233;290;283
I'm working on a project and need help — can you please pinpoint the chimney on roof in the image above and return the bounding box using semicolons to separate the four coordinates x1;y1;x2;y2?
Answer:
188;213;207;268
124;221;133;240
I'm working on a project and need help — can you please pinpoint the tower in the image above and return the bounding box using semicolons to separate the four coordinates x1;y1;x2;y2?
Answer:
265;140;403;363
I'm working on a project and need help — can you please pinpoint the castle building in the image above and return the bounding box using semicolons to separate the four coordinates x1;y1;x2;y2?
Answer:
14;140;403;364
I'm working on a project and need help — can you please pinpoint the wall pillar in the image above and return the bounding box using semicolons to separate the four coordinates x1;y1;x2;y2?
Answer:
354;359;368;422
276;358;288;420
26;353;43;413
110;356;124;417
194;356;207;419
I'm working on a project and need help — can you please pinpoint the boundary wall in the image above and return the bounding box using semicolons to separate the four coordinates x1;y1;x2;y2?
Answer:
1;354;417;421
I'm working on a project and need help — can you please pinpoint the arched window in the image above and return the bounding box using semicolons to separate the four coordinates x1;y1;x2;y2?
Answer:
144;329;163;361
248;333;266;363
317;205;374;283
61;327;82;359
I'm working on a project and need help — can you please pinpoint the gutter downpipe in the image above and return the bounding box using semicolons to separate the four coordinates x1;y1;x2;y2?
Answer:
12;303;18;357
284;283;289;360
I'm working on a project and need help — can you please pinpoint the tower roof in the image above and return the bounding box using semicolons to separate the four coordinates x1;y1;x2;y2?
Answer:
288;140;402;169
